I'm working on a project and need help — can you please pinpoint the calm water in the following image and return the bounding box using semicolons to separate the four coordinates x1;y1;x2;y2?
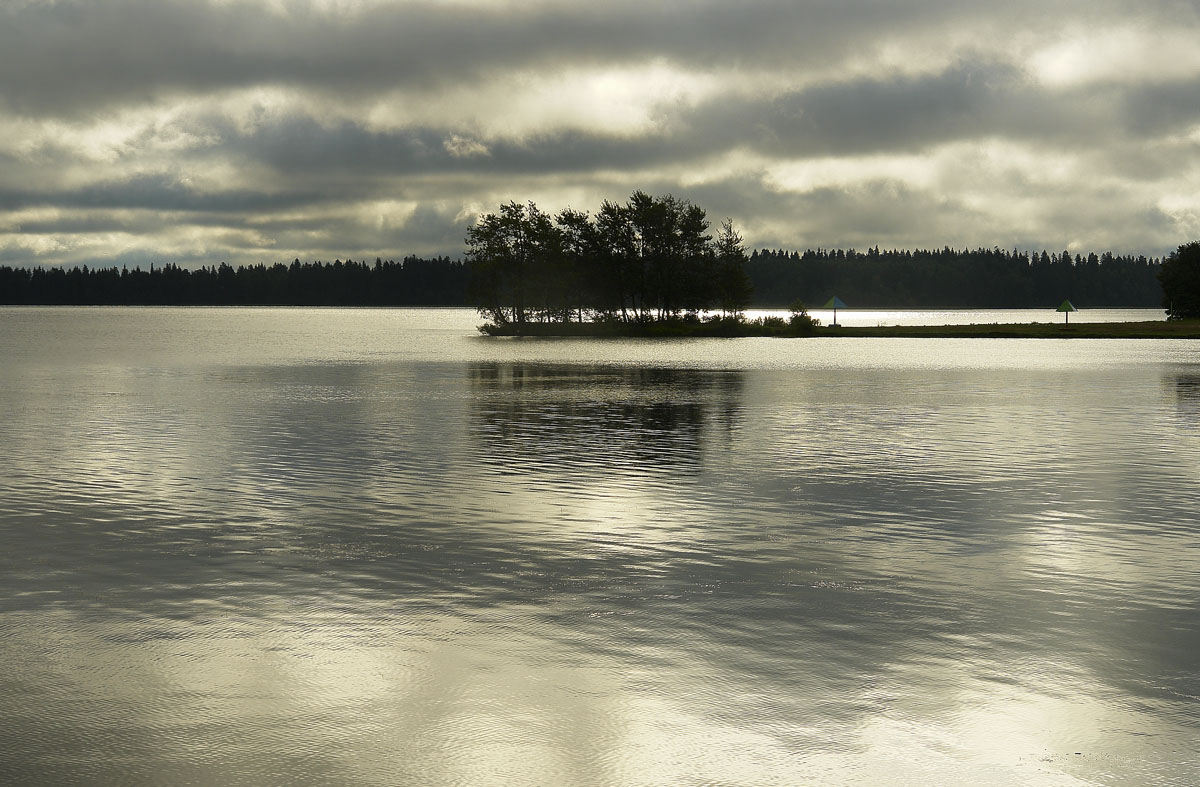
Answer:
1;307;1197;786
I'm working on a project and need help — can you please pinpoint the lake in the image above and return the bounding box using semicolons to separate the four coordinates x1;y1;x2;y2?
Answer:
1;307;1197;786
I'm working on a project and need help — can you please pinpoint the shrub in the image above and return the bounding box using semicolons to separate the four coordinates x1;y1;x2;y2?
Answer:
788;299;821;333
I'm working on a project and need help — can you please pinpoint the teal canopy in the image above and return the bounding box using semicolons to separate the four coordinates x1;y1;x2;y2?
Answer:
1057;299;1077;312
824;296;847;309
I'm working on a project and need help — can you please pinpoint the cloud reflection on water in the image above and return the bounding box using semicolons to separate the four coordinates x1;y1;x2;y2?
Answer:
1;353;1199;784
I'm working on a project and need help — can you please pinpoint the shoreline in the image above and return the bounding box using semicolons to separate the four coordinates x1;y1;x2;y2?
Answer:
819;321;1199;338
482;319;1200;339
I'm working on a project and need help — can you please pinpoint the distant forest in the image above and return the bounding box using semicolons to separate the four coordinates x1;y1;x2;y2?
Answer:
747;247;1163;308
0;257;469;306
0;247;1165;308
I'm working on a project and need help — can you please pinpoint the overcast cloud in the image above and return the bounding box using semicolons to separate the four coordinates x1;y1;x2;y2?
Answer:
2;0;1199;268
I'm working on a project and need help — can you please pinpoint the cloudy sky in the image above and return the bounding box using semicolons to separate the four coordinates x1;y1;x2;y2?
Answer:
2;0;1199;269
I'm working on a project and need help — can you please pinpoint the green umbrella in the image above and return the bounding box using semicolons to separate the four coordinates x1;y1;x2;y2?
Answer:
823;296;847;326
1057;299;1077;324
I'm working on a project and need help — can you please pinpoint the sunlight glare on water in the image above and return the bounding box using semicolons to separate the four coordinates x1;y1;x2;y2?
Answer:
0;307;1197;786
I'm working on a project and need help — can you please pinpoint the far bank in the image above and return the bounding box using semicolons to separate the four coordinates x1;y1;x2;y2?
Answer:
482;318;1200;340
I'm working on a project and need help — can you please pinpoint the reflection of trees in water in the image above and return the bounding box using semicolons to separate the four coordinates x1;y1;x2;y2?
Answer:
1169;373;1200;418
468;363;743;474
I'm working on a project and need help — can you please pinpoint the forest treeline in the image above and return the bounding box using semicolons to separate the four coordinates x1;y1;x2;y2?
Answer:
747;247;1163;308
0;257;469;306
0;240;1166;310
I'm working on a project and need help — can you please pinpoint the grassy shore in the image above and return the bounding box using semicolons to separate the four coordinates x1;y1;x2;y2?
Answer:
482;318;1200;339
819;320;1200;338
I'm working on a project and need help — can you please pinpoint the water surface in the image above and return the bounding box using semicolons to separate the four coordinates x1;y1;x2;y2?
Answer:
1;307;1197;786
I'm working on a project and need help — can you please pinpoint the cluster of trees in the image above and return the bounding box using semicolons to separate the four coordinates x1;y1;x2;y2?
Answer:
1160;242;1200;319
467;192;751;327
747;247;1164;308
0;257;468;306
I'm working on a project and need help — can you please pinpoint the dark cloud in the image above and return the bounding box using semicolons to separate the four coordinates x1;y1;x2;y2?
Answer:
674;61;1159;157
1120;80;1200;134
388;202;474;251
13;213;177;236
11;209;284;236
234;201;473;258
0;0;1141;117
220;116;691;176
0;172;326;213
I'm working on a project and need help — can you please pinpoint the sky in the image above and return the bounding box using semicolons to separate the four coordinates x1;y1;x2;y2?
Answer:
2;0;1199;269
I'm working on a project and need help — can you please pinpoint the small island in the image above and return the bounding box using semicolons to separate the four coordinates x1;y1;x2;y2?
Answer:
468;191;764;334
468;194;1199;339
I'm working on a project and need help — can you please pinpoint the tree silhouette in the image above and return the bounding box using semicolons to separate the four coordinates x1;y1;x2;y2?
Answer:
1160;241;1200;319
466;192;749;328
714;218;752;317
